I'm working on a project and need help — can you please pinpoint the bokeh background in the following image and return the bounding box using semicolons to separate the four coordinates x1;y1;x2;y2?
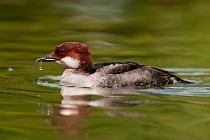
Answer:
0;0;210;140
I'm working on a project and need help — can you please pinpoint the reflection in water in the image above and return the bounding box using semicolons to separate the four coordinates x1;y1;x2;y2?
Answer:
36;68;210;137
50;86;153;137
51;97;90;137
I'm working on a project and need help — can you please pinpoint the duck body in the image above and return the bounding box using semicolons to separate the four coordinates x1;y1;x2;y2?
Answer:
37;42;191;88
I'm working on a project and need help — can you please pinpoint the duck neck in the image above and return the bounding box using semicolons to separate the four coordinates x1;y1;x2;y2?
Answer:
78;55;95;74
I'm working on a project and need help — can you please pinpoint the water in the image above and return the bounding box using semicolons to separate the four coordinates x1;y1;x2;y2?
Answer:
39;61;43;71
1;0;210;140
37;68;210;96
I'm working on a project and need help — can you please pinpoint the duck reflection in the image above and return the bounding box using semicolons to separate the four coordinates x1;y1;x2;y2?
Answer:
50;86;154;137
51;95;90;137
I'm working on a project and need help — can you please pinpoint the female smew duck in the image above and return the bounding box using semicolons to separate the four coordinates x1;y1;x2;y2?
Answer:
37;42;191;88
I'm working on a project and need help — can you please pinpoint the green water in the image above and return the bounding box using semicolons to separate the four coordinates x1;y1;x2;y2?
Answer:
1;0;210;140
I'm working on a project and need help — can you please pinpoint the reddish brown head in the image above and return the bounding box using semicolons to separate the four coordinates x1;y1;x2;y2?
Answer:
36;42;94;72
51;42;93;71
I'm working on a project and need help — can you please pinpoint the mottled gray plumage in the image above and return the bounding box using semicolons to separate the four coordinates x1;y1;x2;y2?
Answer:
91;62;190;88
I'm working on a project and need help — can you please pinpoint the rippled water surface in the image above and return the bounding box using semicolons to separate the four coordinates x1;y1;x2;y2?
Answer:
1;0;210;140
37;68;210;96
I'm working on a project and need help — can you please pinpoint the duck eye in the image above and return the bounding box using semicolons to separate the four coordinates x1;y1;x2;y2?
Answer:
58;50;65;54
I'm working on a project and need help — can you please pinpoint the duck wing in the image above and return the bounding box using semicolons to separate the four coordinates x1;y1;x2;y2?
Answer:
93;62;141;74
92;62;191;87
140;65;192;84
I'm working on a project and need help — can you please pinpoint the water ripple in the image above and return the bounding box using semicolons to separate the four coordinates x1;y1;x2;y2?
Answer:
37;68;210;96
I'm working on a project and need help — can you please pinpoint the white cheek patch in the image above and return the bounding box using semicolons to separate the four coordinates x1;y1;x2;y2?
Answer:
60;57;80;69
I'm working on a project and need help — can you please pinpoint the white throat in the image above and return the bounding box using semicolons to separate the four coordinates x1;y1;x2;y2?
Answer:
58;57;80;69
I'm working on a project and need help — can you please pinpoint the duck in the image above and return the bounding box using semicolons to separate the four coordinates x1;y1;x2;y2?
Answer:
36;42;191;88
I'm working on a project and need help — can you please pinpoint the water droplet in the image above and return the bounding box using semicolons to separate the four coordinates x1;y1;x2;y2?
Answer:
8;67;14;72
39;61;43;71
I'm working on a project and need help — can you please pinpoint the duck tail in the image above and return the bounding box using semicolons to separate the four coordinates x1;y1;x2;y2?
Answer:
174;76;193;84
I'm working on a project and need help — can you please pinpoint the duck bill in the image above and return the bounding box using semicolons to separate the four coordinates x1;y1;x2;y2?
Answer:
36;54;56;62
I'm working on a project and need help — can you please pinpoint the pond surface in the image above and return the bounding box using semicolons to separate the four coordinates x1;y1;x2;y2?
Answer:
1;0;210;140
